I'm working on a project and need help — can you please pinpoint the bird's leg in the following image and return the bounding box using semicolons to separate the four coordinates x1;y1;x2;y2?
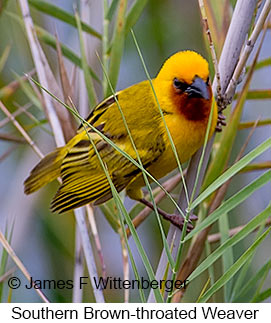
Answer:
139;198;197;232
215;112;227;132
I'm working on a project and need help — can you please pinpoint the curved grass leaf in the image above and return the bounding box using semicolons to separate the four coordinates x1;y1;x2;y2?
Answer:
239;119;271;130
242;162;271;172
233;260;271;301
12;72;43;110
112;187;162;302
246;58;271;72
185;170;271;241
125;0;148;34
106;0;120;20
112;193;146;303
191;139;271;210
198;227;271;303
235;90;271;100
188;205;271;283
205;241;216;301
250;260;271;303
28;0;102;39
246;89;271;100
0;224;14;302
218;213;234;302
230;217;267;302
252;288;271;303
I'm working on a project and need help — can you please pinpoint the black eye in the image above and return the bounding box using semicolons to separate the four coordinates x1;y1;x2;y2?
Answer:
173;77;188;92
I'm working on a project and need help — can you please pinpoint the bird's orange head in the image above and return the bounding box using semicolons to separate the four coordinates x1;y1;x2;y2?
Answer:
154;50;212;121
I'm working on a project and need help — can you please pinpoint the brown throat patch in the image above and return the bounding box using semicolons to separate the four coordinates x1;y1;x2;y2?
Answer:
170;86;212;122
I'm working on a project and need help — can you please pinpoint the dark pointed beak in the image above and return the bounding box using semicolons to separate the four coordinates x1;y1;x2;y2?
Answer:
185;76;210;100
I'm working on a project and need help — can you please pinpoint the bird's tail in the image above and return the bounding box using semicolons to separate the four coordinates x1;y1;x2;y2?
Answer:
24;147;66;194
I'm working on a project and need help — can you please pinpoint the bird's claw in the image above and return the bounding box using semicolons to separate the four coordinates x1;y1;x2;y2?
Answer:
167;213;198;232
216;112;227;132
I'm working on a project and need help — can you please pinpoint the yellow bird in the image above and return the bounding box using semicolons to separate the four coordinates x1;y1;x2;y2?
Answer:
24;51;218;229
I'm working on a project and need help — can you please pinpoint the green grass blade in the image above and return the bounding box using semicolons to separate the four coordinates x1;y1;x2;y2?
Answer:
196;277;211;303
75;11;98;108
252;288;271;303
0;223;14;302
239;119;271;130
0;45;11;73
0;237;8;301
106;0;128;96
205;241;216;301
250;261;271;303
125;0;148;33
96;174;146;303
198;227;271;303
12;72;43;110
113;188;163;302
28;0;101;39
185;170;271;241
246;58;271;72
230;220;266;302
218;213;234;302
234;90;271;100
106;0;120;20
115;199;146;302
233;260;271;301
191;139;271;209
243;162;271;171
246;90;271;100
188;205;271;283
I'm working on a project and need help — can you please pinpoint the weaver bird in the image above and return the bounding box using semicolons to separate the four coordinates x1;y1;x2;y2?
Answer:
24;50;218;230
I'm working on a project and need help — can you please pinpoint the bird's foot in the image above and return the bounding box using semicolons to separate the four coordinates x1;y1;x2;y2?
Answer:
215;112;227;132
139;198;197;232
162;213;198;232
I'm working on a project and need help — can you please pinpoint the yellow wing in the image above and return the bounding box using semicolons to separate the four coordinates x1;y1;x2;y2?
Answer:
50;81;166;213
